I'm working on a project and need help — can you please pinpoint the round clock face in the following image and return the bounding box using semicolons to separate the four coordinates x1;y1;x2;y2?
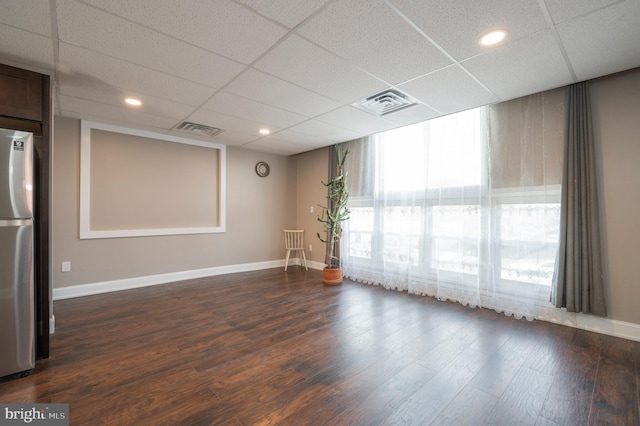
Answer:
255;161;270;177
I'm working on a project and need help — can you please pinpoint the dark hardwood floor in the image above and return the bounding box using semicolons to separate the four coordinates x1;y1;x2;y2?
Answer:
1;268;639;425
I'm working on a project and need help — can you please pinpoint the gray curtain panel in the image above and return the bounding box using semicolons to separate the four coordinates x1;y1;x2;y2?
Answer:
553;82;607;315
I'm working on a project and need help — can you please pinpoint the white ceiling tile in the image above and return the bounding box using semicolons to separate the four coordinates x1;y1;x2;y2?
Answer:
0;25;54;69
254;34;387;103
56;0;244;88
288;120;363;143
202;91;307;129
235;0;331;29
389;0;548;61
316;106;398;135
58;95;182;129
269;128;341;147
544;0;621;24
60;110;173;136
463;30;574;101
1;0;636;157
207;131;257;146
58;43;216;107
0;0;51;36
81;0;287;64
399;66;499;114
557;0;640;81
57;73;196;119
297;0;452;85
242;137;315;155
380;103;442;127
224;69;341;117
242;132;331;155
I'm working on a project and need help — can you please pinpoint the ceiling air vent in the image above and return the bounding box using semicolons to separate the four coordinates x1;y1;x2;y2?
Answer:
353;88;418;116
173;121;223;138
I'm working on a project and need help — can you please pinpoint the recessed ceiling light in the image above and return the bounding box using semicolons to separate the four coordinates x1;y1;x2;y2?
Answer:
259;128;271;135
124;98;142;106
480;30;507;46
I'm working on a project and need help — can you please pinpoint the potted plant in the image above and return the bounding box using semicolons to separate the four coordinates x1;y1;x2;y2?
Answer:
317;145;350;285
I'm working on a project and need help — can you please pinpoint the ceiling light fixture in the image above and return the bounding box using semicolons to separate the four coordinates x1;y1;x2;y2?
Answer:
124;97;142;106
259;128;271;135
480;30;507;46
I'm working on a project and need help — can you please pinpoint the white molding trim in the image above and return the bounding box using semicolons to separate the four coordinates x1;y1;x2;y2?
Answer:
53;259;328;301
79;120;226;239
53;260;283;300
52;260;640;342
307;260;327;271
541;311;640;343
285;259;326;271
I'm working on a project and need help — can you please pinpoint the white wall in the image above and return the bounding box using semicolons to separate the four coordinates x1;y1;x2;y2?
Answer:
294;147;329;266
591;68;640;324
52;116;296;289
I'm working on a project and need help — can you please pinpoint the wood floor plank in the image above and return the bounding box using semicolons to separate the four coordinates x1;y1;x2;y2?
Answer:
430;385;499;426
387;347;493;424
53;365;216;425
0;358;56;403
521;321;575;376
589;350;640;425
467;337;529;398
279;356;408;425
484;366;555;425
179;368;308;425
535;416;563;426
1;268;638;425
326;361;438;425
539;345;599;425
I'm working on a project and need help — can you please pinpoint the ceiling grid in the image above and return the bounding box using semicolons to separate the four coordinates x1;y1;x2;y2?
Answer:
0;0;637;155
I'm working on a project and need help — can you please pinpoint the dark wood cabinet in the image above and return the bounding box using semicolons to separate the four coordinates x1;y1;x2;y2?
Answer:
0;63;50;360
0;65;43;122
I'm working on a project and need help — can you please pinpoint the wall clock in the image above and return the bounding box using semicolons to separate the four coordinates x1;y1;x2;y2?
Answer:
255;161;270;177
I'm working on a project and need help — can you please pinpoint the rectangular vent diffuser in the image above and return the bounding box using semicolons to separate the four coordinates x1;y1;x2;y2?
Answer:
174;121;223;138
354;88;417;116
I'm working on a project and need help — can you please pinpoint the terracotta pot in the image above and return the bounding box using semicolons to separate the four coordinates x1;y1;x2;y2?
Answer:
323;267;343;285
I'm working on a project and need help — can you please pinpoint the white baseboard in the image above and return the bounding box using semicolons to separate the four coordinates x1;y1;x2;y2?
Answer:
307;260;327;271
53;259;327;301
52;260;640;342
53;260;281;300
541;310;640;342
284;258;326;271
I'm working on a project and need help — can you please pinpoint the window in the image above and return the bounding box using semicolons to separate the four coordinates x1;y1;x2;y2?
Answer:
343;104;561;308
497;202;560;286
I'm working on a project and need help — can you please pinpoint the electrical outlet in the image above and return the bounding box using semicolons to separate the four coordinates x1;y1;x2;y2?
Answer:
309;244;312;252
310;206;314;213
61;261;71;272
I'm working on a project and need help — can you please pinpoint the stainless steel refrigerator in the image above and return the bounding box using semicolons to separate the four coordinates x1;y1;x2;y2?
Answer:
0;128;35;378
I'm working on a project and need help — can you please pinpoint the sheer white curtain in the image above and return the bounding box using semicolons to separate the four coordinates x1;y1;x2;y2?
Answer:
342;89;566;320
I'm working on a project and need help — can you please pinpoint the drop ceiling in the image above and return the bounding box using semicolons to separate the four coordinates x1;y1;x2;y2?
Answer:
1;0;639;156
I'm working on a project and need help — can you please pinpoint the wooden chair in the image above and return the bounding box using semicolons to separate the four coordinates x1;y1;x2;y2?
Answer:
284;230;308;271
